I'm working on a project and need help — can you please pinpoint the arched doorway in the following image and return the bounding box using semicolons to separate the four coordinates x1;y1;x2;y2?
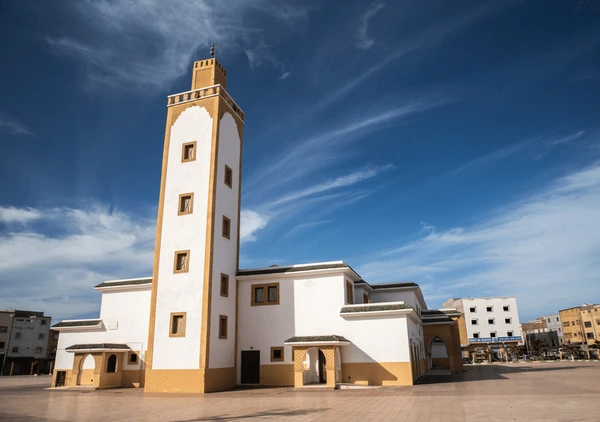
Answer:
77;354;95;386
302;347;327;385
107;354;117;373
429;336;449;369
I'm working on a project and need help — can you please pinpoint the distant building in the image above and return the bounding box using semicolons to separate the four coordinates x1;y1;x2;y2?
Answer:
443;297;523;361
0;310;52;375
559;304;600;346
521;314;563;354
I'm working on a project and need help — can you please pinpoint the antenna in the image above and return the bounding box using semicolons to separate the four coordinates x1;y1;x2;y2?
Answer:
210;43;215;58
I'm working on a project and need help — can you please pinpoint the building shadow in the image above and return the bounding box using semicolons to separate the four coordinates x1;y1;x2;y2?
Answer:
180;408;323;421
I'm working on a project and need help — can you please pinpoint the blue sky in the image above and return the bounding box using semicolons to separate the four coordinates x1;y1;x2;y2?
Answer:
1;1;599;323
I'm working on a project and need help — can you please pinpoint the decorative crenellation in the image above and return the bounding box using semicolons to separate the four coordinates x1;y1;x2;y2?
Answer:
168;85;244;121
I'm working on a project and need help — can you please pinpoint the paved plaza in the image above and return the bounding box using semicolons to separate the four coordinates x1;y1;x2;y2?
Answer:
1;362;599;421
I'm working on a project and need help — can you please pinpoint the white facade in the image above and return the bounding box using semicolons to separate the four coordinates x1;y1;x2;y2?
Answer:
444;297;522;343
53;278;151;373
543;313;564;343
6;312;51;359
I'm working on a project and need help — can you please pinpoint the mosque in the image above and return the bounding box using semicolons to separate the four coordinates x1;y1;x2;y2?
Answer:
51;56;463;393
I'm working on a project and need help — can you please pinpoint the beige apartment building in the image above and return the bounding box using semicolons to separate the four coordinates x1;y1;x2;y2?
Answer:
559;304;600;347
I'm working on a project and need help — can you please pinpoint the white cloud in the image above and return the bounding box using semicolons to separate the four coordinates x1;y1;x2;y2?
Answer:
0;113;34;136
0;204;155;321
45;0;307;92
240;209;269;243
356;3;385;50
0;206;42;224
357;162;600;320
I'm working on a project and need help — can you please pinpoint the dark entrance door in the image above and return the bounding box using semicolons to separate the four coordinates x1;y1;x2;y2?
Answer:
318;350;326;384
241;350;260;384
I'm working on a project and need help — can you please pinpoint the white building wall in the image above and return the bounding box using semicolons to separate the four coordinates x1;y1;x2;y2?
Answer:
153;106;213;369
543;313;564;342
54;287;151;371
208;112;241;369
8;316;50;359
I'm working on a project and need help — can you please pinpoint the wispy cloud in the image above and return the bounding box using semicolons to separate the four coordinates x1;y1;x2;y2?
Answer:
356;3;385;50
0;204;155;320
0;113;34;136
44;0;307;92
358;162;600;320
240;209;269;243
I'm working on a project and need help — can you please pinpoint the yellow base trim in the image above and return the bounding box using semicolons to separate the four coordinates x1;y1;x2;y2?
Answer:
341;362;413;386
260;364;294;386
145;367;236;393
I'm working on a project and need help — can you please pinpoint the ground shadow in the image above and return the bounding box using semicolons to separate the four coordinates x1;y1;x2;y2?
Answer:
179;408;323;421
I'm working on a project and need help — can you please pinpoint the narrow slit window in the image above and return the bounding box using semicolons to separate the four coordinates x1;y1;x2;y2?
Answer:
174;250;190;273
182;141;196;162
178;193;194;215
219;315;228;339
222;216;231;239
346;280;354;304
220;273;229;297
170;312;186;337
224;165;233;188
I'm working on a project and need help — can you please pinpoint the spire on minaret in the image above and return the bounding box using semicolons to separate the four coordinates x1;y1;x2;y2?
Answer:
210;43;215;58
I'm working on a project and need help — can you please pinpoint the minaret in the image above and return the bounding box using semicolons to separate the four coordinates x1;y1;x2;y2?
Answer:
145;55;244;393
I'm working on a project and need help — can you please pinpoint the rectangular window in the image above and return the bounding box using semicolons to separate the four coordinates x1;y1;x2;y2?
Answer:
129;352;138;364
271;346;284;362
0;326;7;333
169;312;186;337
178;193;194;215
219;315;228;339
505;318;512;324
12;347;18;353
503;305;510;312
473;332;479;338
597;319;600;325
346;280;354;304
220;273;229;297
488;318;495;325
563;322;570;327
363;293;369;304
469;307;476;313
222;216;231;239
182;141;196;162
251;283;279;306
38;333;44;340
584;321;592;328
173;250;190;273
586;333;594;339
0;342;5;349
15;332;21;339
35;347;42;353
486;306;493;312
490;332;496;338
224;165;233;188
41;319;47;325
507;331;513;337
471;319;478;325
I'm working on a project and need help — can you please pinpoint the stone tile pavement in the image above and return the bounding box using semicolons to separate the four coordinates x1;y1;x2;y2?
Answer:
1;362;599;421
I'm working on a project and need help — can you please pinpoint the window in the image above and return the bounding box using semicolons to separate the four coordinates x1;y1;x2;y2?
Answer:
504;318;512;324
12;347;18;353
490;332;496;338
547;318;551;323
182;141;196;162
38;333;44;340
41;319;47;325
563;322;570;328
173;250;190;273
507;331;513;337
15;332;21;339
220;273;229;297
54;333;59;340
252;283;280;306
169;312;186;337
469;307;476;313
129;352;138;364
0;342;4;348
584;321;592;328
222;216;231;239
0;326;7;333
346;280;354;304
503;305;510;312
219;315;228;339
471;319;478;325
271;346;284;362
35;347;42;353
597;319;600;325
363;293;370;304
571;321;575;326
488;318;495;325
178;193;194;215
224;165;233;188
586;333;594;339
473;332;479;338
486;306;493;312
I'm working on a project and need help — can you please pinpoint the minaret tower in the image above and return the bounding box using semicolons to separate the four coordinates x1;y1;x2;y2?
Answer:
145;54;244;393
